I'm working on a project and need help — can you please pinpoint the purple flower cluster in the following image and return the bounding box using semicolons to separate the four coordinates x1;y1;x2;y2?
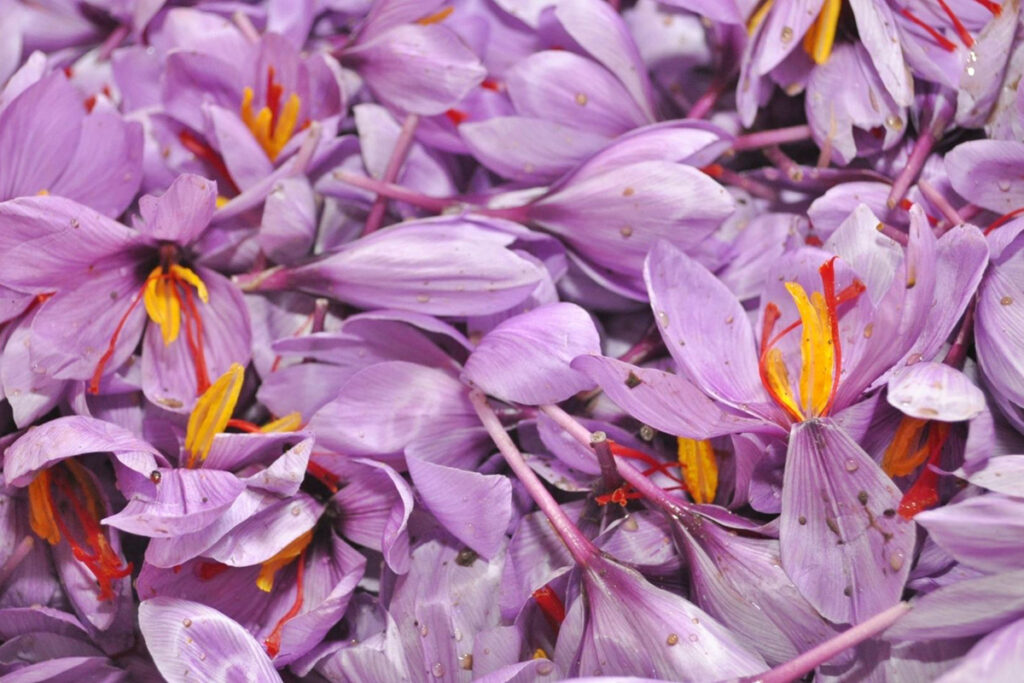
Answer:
1;0;1023;681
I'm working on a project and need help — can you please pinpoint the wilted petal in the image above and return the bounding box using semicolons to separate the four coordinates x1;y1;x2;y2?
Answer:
139;597;282;683
781;419;913;624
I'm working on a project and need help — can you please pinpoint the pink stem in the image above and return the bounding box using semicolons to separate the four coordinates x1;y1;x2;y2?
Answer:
0;537;34;589
233;11;261;42
887;133;935;209
740;602;912;683
331;170;459;213
362;114;421;236
687;78;729;119
470;391;599;566
539;404;593;447
97;24;129;61
877;222;909;246
733;125;812;152
712;166;777;200
590;431;623;492
234;265;289;292
918;179;962;226
764;146;804;182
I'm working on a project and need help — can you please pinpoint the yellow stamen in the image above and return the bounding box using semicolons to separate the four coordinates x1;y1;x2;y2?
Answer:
747;0;775;35
37;189;49;196
241;87;257;130
763;347;805;421
785;282;835;418
532;648;549;660
261;412;302;433
27;470;61;545
677;438;718;505
143;265;208;345
185;363;245;467
803;0;841;64
256;529;313;592
215;196;230;209
240;87;302;161
416;6;454;25
882;416;930;477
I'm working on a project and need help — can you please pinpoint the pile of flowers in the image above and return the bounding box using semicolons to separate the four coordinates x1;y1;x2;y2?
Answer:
2;0;1023;680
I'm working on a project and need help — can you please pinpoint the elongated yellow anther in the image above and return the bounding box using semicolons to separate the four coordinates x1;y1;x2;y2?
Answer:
785;282;835;418
763;347;805;422
240;87;302;161
185;363;245;467
677;438;718;505
803;0;841;64
747;0;775;35
257;529;314;592
261;412;302;433
28;470;61;545
143;266;208;345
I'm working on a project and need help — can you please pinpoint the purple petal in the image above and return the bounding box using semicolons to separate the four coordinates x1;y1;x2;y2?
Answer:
916;494;1024;573
331;457;413;574
781;419;914;624
281;218;545;317
346;24;485;115
463;303;599;405
102;468;245;537
946;140;1024;213
849;0;912;106
308;361;475;458
139;597;282;683
3;415;161;486
962;454;1024;496
204;494;322;567
407;455;512;559
136;174;216;245
887;362;985;422
571;355;777;438
645;241;776;416
885;569;1024;640
935;617;1024;682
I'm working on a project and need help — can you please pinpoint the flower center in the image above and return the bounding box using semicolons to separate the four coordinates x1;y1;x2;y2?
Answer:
758;258;864;423
240;67;302;162
90;260;211;396
27;461;133;601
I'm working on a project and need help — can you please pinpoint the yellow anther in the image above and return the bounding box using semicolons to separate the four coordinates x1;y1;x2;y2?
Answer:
785;282;835;418
747;0;775;35
803;0;841;64
143;265;208;345
241;87;257;129
882;416;931;477
677;438;718;505
27;470;61;545
240;87;301;161
256;529;313;592
37;189;50;196
185;363;245;467
261;412;302;433
416;6;454;25
763;347;804;421
532;648;549;660
215;196;230;209
268;94;300;160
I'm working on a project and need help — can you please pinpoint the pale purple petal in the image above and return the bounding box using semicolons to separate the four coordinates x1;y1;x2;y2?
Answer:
139;597;282;683
136;174;216;245
887;362;985;422
916;494;1024;573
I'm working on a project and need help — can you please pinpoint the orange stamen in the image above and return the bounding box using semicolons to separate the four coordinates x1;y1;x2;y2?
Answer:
532;586;566;634
899;8;957;51
264;550;306;658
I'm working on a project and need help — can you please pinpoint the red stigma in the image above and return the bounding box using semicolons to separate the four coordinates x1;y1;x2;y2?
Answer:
197;561;230;581
936;0;975;48
89;280;149;394
899;423;951;519
178;130;240;194
445;108;470;126
480;78;502;92
266;67;284;125
306;461;341;493
984;206;1024;235
899;8;957;51
226;418;262;433
532;585;566;634
264;550;306;658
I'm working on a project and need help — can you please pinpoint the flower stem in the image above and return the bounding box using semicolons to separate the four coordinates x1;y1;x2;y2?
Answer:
590;431;622;492
233;11;261;42
470;391;599;566
539;404;593;447
918;179;962;226
733;125;812;152
331;170;458;213
362;114;421;236
740;602;912;683
97;24;128;61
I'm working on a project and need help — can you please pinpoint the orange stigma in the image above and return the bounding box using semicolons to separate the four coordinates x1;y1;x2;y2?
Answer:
27;461;133;601
758;258;864;423
241;67;303;161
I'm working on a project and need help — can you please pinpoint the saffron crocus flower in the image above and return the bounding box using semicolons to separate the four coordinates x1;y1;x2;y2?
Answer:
575;206;986;623
3;415;165;639
0;174;252;411
102;363;310;569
